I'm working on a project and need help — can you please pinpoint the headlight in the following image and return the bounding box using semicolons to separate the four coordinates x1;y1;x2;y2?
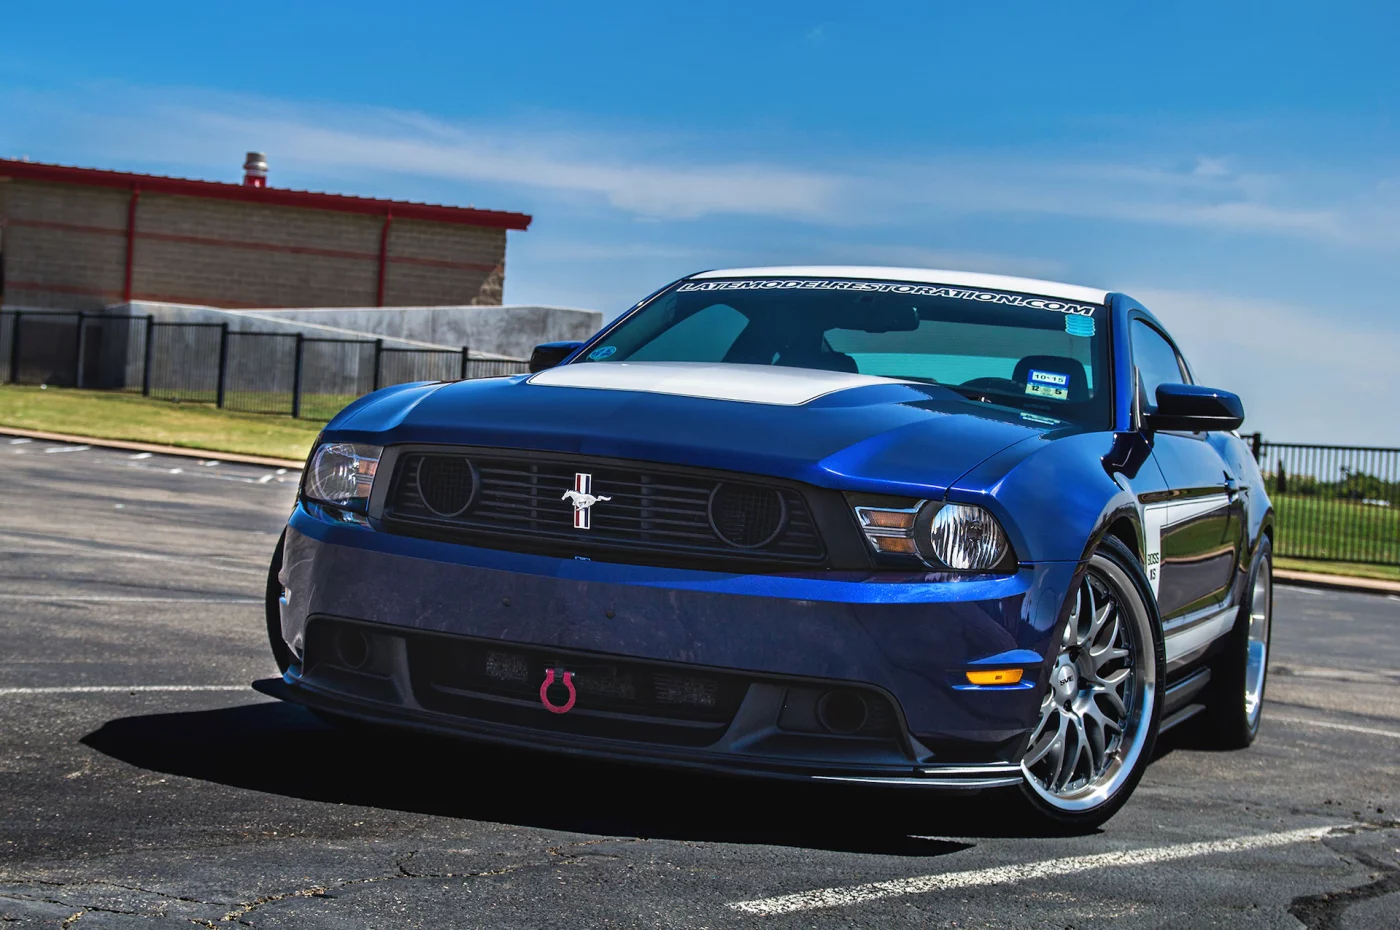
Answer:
928;503;1009;571
304;442;382;512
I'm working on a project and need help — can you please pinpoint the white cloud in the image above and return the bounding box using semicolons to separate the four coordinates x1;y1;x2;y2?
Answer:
874;156;1393;249
88;95;845;221
13;83;1396;251
1134;287;1400;445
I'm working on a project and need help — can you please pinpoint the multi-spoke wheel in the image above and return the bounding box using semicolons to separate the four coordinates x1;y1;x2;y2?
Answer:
1204;537;1273;748
1019;536;1164;828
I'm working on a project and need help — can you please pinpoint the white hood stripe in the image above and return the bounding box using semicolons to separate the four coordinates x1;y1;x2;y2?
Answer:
527;361;899;406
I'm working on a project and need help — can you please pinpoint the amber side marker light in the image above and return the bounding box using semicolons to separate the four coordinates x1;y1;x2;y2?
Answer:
965;668;1024;685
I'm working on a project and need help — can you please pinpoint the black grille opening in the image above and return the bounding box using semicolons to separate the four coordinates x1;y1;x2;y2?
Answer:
383;449;827;570
709;483;785;548
777;686;899;740
405;633;750;747
416;455;475;517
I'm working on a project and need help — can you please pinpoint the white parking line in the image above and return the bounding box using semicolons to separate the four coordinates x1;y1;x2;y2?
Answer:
1273;715;1400;740
0;595;259;603
727;825;1337;916
0;685;248;696
43;445;89;454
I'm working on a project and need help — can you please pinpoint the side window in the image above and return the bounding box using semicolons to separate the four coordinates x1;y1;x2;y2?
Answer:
1129;320;1187;413
628;303;748;362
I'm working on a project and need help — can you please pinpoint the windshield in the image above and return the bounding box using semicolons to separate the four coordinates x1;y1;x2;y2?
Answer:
579;277;1112;428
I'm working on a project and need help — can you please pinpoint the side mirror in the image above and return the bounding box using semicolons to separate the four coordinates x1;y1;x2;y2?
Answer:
529;341;584;373
1146;383;1244;433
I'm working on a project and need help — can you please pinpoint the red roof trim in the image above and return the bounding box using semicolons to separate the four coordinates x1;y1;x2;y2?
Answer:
0;159;532;231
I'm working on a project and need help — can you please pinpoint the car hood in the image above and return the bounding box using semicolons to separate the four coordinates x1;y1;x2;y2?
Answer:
331;362;1059;498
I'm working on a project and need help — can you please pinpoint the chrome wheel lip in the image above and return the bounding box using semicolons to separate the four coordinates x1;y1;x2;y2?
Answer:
1244;555;1271;728
1021;559;1156;813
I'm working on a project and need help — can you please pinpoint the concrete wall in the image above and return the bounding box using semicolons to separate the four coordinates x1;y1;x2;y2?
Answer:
241;305;603;360
0;179;509;310
115;302;437;351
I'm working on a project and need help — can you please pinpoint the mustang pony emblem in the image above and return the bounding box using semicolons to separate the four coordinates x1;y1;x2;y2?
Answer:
539;667;577;714
561;472;611;529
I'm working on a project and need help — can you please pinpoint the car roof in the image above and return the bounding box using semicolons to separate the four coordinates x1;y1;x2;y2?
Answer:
691;266;1110;306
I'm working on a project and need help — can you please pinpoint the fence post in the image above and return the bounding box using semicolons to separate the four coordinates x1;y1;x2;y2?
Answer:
8;311;21;384
460;345;470;380
1250;432;1262;462
73;312;86;389
141;317;155;396
216;322;230;408
291;333;304;418
372;338;383;391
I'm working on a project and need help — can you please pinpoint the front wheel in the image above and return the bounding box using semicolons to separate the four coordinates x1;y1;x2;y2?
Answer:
265;531;292;675
1018;536;1165;830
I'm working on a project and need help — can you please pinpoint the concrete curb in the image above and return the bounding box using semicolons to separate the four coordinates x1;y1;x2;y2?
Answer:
0;425;305;469
1275;568;1400;597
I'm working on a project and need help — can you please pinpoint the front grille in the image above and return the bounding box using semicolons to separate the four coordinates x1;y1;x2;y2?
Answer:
303;617;907;753
382;448;827;568
405;631;750;746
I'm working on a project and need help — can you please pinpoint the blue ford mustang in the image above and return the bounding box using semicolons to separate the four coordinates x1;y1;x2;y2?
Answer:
259;266;1273;828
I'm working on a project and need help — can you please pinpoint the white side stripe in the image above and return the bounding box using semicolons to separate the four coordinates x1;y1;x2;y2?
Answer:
0;685;248;696
727;825;1336;916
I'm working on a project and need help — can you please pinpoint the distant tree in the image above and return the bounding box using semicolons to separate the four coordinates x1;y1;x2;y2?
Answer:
1277;460;1287;494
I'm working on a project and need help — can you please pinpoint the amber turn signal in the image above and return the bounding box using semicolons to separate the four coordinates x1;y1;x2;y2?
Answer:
965;668;1024;685
863;509;916;530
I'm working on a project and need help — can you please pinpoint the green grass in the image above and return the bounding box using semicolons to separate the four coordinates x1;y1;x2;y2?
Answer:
0;385;324;460
147;390;360;422
1271;493;1400;565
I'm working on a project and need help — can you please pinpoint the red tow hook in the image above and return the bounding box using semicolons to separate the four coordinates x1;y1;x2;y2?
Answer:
539;667;577;714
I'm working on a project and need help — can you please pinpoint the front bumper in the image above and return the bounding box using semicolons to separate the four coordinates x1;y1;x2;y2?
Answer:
274;503;1081;787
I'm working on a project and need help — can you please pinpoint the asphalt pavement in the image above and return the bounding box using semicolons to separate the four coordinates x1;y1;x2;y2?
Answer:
1;437;1397;929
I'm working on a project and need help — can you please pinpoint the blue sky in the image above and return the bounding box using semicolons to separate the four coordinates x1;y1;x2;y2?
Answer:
3;1;1398;443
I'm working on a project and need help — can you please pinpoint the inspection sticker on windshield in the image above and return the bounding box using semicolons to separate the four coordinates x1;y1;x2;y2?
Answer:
1026;369;1069;401
588;345;618;360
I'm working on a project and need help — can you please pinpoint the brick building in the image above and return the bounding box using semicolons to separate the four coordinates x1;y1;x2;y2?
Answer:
0;155;531;311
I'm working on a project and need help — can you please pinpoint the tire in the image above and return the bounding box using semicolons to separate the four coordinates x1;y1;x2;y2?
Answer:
265;532;365;732
1017;535;1166;831
1202;537;1272;749
265;531;293;675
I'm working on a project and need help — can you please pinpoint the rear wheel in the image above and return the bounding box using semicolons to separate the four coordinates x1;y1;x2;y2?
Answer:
1203;537;1272;748
1018;536;1165;830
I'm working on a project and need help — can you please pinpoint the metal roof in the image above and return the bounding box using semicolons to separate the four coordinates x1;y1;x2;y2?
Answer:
0;158;531;230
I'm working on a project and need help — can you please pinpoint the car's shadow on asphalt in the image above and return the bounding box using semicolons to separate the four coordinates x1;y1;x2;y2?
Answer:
81;700;1079;855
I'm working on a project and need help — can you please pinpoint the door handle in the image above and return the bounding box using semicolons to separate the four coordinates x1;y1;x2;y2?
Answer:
1224;473;1245;497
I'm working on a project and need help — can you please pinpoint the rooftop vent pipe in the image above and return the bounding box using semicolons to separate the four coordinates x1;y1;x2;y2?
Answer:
242;151;268;188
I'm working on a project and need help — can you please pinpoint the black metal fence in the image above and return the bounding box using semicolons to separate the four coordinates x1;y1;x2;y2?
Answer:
0;310;530;419
1253;438;1399;566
